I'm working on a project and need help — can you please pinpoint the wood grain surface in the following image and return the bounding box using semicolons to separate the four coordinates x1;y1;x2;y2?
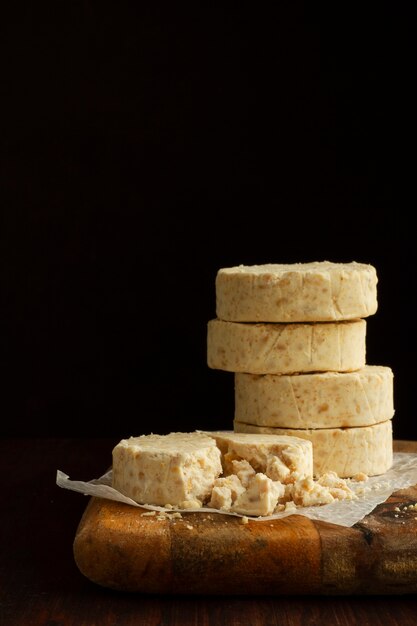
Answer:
73;440;417;596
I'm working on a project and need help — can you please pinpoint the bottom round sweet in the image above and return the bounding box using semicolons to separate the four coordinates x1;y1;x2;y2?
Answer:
233;419;393;477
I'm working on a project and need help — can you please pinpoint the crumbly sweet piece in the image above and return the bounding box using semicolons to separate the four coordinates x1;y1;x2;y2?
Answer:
215;261;378;322
234;365;394;429
229;459;256;487
288;472;357;507
231;473;285;516
112;432;222;507
207;318;366;374
203;431;313;483
317;471;357;497
208;448;357;515
289;477;336;507
233;420;393;478
208;475;246;510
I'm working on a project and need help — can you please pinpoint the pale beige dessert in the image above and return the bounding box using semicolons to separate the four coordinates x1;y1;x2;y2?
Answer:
207;318;366;374
215;261;378;322
233;419;393;477
234;365;394;429
112;432;222;507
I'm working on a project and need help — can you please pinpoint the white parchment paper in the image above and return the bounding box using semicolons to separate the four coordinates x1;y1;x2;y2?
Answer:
56;452;417;527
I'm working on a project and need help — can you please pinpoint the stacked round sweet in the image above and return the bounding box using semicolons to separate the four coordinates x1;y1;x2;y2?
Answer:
207;261;394;477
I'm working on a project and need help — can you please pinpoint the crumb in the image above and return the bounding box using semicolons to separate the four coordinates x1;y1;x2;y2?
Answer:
239;516;249;525
180;500;202;509
394;507;400;512
285;501;297;512
141;510;157;517
352;472;368;482
186;524;193;530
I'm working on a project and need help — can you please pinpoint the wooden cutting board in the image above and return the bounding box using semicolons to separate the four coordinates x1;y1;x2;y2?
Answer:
73;440;417;595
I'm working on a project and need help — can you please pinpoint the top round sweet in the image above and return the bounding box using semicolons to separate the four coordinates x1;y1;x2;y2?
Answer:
215;261;378;322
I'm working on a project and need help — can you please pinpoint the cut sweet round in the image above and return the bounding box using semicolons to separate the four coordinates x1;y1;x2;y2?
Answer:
112;432;222;507
201;430;313;480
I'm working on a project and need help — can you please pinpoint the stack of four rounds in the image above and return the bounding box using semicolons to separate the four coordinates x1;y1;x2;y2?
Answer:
207;262;394;477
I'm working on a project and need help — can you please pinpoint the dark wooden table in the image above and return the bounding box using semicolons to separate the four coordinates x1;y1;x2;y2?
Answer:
1;437;417;626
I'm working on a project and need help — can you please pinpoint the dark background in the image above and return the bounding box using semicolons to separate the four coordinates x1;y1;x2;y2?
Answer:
1;4;416;440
